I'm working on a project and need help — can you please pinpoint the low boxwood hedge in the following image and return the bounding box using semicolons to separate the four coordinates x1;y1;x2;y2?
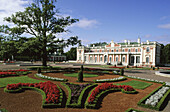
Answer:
125;108;144;112
137;85;170;111
61;82;97;108
93;77;126;83
0;108;8;112
4;85;63;108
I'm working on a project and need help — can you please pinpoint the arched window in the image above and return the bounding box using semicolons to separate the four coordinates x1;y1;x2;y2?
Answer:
146;57;149;63
100;57;102;61
122;49;125;52
116;57;118;62
123;57;125;62
109;57;112;62
128;49;131;52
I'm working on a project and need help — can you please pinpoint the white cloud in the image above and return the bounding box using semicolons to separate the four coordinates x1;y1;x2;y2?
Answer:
158;23;170;29
0;0;30;25
73;18;99;29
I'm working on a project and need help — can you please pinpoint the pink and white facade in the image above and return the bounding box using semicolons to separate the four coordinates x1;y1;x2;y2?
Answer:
77;38;161;67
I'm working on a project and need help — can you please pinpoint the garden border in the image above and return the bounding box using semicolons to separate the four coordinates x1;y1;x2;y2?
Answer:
137;85;170;111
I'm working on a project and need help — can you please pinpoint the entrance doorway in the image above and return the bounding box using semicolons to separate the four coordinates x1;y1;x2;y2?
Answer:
130;56;134;65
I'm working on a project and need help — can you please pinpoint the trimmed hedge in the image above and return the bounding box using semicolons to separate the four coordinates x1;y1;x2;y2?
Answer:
93;77;126;83
35;73;68;82
4;85;63;108
61;82;97;108
137;86;170;111
85;87;137;109
0;108;8;112
125;108;144;112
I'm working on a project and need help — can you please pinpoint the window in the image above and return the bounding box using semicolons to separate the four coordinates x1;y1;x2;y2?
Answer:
123;57;125;62
100;57;102;61
112;50;114;52
116;57;118;62
90;57;92;61
128;49;131;52
84;56;86;61
107;50;109;52
146;57;149;63
97;50;99;52
79;50;81;54
122;49;125;52
146;47;150;52
95;57;97;62
109;57;112;62
79;57;81;61
135;49;138;52
116;49;118;52
102;50;104;52
136;56;140;63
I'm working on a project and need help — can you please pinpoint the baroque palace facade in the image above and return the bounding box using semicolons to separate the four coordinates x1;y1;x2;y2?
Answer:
77;38;161;67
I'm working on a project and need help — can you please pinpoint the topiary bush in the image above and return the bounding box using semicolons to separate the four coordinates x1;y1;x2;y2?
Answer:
37;68;41;73
78;65;84;82
120;68;124;76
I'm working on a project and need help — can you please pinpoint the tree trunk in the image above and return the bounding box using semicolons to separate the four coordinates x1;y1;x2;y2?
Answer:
42;36;47;66
42;46;47;66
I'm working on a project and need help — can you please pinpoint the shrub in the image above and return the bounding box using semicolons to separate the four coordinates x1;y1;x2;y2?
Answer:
37;68;41;73
120;68;124;76
78;70;83;82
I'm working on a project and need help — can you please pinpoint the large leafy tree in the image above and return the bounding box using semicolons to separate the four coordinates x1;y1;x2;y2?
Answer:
3;0;81;66
65;47;77;60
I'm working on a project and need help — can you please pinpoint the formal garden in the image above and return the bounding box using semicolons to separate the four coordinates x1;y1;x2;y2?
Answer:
0;65;170;112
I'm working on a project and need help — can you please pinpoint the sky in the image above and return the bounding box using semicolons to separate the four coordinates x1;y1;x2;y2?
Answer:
0;0;170;50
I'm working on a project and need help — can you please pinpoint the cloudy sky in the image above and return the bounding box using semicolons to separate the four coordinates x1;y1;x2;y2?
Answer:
0;0;170;47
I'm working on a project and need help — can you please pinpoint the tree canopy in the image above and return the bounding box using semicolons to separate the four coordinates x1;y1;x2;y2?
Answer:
1;0;81;66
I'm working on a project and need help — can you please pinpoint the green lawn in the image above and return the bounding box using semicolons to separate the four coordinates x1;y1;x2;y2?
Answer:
0;76;45;88
116;80;152;89
64;73;98;77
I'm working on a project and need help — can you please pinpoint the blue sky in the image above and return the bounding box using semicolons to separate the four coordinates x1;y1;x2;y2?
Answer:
0;0;170;47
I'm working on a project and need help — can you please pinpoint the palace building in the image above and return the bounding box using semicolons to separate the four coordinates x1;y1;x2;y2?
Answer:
77;38;161;67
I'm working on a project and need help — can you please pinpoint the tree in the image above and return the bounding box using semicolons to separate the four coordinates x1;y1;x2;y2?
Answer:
90;42;107;47
3;0;81;66
163;44;170;64
65;47;77;60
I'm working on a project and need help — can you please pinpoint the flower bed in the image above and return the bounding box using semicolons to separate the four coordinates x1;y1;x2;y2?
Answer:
4;81;63;108
126;75;164;84
0;69;30;78
62;83;97;108
138;86;170;111
35;73;68;82
109;66;125;69
85;82;137;109
0;72;18;77
93;76;126;83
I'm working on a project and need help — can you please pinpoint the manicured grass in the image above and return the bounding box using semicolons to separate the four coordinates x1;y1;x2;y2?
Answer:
0;76;45;88
64;73;98;77
116;80;152;89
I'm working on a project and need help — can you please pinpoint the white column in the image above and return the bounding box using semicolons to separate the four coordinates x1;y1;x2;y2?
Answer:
134;56;136;66
127;53;129;65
